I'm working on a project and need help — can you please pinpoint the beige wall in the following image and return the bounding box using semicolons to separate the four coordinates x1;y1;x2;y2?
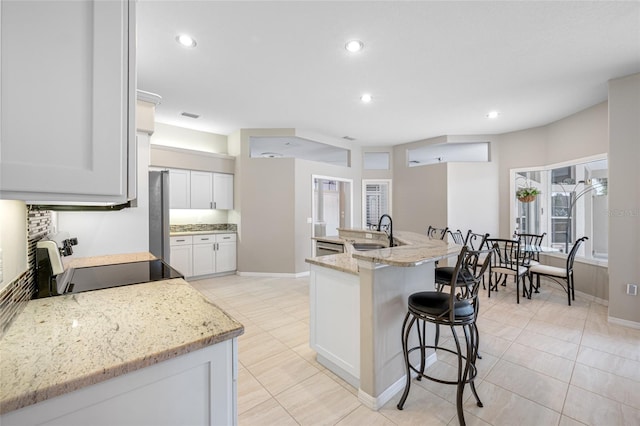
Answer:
392;135;500;237
495;101;610;303
150;145;235;174
608;73;640;324
232;129;361;275
152;122;228;153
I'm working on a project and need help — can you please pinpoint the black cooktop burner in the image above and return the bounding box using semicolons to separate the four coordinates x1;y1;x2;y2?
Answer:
62;259;183;295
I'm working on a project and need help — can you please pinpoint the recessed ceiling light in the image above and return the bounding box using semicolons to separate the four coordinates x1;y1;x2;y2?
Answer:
345;40;364;53
360;93;372;103
486;111;500;119
176;34;197;48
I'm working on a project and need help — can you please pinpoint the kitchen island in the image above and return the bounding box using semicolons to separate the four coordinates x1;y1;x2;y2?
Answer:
306;230;460;410
0;253;243;425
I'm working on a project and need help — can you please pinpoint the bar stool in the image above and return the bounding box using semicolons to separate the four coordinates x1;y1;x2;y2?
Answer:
397;246;494;425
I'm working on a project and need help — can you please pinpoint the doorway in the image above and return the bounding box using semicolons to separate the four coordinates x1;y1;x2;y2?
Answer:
312;176;352;237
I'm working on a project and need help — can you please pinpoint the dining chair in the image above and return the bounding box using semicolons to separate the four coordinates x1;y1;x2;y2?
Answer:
427;225;449;240
514;232;546;266
528;236;588;306
447;229;467;245
486;238;529;303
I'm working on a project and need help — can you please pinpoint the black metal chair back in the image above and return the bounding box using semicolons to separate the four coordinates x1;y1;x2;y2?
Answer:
486;238;529;303
427;225;448;240
514;232;546;263
466;231;490;251
447;229;466;245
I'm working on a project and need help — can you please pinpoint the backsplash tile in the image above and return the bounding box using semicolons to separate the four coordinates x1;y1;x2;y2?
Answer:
170;223;237;233
0;209;52;337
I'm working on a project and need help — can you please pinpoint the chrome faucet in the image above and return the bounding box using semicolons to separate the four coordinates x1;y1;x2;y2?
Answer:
377;214;394;247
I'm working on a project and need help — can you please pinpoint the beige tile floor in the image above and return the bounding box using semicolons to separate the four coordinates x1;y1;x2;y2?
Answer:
191;275;640;426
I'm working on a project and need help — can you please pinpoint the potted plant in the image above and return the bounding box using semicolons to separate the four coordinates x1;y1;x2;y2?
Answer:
516;187;541;203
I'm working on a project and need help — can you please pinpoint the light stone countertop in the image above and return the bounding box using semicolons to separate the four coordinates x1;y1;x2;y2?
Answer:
0;258;243;415
170;230;236;236
305;230;461;273
306;253;359;275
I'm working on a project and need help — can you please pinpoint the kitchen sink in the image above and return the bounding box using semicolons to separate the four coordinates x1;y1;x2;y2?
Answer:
352;243;387;251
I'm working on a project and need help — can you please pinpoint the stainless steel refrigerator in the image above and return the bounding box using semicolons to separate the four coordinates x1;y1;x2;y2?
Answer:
149;170;170;262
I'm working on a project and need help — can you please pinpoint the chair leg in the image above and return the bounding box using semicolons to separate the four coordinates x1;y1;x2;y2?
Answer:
397;312;415;410
516;276;520;304
465;324;483;408
418;319;426;380
570;272;576;301
451;325;466;425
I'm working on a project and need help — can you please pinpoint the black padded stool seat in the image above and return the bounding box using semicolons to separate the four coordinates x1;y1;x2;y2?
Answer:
435;266;475;287
409;291;474;319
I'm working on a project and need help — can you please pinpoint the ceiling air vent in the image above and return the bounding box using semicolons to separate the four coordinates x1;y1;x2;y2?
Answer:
181;112;200;119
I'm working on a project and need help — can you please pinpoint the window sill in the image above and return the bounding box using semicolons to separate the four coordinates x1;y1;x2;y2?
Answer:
541;252;608;268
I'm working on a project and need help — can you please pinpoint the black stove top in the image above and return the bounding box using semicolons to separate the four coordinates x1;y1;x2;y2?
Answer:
60;259;183;296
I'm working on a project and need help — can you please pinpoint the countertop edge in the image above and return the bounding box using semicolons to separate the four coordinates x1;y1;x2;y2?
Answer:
0;326;243;415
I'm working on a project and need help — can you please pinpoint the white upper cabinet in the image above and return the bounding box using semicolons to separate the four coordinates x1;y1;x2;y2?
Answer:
169;169;233;210
190;171;214;209
0;0;136;204
213;173;234;210
169;169;191;209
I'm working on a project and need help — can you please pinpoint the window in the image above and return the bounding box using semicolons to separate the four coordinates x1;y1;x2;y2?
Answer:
363;152;390;170
512;156;608;261
362;180;392;230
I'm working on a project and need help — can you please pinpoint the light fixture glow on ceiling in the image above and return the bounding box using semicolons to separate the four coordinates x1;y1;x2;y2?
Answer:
486;111;500;119
345;40;364;53
176;34;197;48
361;93;372;103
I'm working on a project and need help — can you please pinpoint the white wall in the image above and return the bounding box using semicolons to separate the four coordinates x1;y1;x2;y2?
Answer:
56;133;151;258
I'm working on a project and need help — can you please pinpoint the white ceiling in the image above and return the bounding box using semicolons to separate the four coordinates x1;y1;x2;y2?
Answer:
137;1;640;147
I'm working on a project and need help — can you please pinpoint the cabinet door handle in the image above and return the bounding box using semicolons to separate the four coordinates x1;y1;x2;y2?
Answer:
210;201;213;209
176;239;185;242
222;237;230;240
213;201;217;209
201;238;209;241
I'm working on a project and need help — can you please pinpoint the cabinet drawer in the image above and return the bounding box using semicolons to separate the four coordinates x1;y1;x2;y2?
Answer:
170;235;193;246
215;234;236;242
193;234;215;244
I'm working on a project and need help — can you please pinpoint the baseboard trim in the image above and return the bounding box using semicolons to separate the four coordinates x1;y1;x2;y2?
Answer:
236;271;310;278
357;352;437;411
608;316;640;330
574;289;608;306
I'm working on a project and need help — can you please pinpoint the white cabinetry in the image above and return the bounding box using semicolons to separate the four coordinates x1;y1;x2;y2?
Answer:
215;234;238;273
1;339;238;426
170;236;193;278
192;235;216;276
176;234;236;278
213;173;234;210
168;169;233;210
192;234;237;277
0;0;136;204
191;171;214;209
169;169;191;209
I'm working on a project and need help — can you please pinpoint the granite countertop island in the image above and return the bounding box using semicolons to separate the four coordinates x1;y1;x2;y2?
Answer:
0;253;244;416
306;230;461;275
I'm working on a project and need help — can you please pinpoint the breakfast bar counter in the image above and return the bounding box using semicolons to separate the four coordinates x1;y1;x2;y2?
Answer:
306;230;461;410
0;253;243;425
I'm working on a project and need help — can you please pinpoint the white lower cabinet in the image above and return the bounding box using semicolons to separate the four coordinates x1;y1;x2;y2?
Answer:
193;235;216;276
1;339;239;426
170;235;193;278
176;234;236;278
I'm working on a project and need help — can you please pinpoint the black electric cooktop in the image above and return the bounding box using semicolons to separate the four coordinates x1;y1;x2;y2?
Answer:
60;259;183;295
